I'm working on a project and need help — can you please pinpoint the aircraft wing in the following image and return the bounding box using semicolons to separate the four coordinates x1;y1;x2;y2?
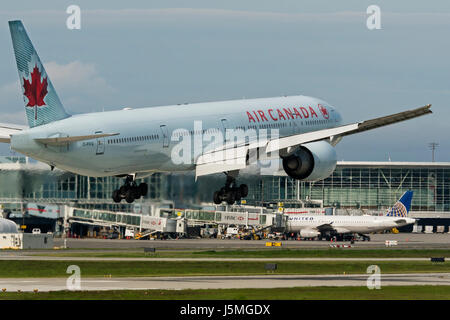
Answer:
34;133;119;146
315;223;351;234
0;123;28;143
316;223;335;232
195;145;249;177
195;104;431;177
333;227;352;234
266;104;432;152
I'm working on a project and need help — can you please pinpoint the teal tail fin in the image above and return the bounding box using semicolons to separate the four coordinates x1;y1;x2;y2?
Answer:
9;20;70;127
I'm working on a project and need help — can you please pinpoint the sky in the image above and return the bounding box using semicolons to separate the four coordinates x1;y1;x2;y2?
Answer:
0;1;448;162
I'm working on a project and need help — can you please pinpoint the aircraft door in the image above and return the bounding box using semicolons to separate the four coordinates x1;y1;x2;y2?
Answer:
292;119;299;135
95;131;105;155
160;125;169;148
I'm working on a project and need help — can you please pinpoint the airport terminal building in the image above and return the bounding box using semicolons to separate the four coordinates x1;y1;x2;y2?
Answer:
249;161;450;212
0;156;449;235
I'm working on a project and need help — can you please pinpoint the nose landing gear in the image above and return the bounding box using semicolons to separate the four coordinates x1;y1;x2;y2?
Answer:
112;175;148;203
213;174;248;205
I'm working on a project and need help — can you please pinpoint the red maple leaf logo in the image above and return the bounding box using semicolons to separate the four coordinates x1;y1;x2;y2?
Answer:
318;104;329;119
23;65;48;119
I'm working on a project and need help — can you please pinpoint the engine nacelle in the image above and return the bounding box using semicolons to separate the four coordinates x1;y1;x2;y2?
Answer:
282;140;337;181
299;229;320;238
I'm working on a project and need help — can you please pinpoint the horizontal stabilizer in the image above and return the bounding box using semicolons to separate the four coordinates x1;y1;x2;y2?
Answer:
0;123;27;143
34;133;119;146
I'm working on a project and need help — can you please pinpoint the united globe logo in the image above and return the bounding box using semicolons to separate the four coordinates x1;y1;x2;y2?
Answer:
386;201;407;217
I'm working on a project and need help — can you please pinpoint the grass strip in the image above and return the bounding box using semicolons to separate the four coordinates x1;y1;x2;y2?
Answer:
31;248;450;259
0;286;449;300
0;260;448;278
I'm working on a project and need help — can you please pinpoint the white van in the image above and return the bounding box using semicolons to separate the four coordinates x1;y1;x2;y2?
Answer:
226;227;239;235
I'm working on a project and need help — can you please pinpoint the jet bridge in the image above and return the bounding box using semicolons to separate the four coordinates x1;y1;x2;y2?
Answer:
65;205;282;237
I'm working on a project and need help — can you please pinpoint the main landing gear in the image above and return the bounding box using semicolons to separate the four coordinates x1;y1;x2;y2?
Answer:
112;175;148;204
213;174;248;205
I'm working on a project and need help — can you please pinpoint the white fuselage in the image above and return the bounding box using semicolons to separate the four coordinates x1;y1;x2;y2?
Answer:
10;95;342;177
286;214;416;234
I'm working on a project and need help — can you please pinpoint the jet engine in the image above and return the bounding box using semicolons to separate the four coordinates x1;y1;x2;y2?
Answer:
281;140;337;181
299;229;320;238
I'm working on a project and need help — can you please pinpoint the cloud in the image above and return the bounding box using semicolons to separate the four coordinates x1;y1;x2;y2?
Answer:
0;60;114;116
0;111;26;125
0;81;20;95
44;60;114;96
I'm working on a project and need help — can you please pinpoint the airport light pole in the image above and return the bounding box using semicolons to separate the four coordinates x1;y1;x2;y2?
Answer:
428;142;439;162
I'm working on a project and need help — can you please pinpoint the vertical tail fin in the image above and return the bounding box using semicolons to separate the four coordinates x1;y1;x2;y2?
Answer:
9;20;70;127
386;190;413;217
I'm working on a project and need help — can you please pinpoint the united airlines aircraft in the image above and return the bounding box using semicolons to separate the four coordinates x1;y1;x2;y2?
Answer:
286;191;416;240
0;21;432;204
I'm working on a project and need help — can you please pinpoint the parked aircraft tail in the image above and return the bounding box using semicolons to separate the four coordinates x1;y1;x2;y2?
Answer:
386;190;413;217
8;20;70;128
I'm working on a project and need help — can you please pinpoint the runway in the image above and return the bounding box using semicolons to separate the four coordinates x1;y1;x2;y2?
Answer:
1;273;449;292
51;233;450;250
0;255;442;262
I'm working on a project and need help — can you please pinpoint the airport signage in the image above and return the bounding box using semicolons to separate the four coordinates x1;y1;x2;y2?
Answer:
26;203;60;219
141;216;166;231
217;212;260;226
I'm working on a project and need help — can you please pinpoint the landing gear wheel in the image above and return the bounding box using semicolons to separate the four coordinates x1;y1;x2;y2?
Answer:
119;185;128;195
225;191;235;205
125;189;135;204
112;190;121;203
132;186;141;200
213;191;221;205
112;175;150;204
234;190;241;202
212;173;248;205
139;183;148;196
239;184;248;197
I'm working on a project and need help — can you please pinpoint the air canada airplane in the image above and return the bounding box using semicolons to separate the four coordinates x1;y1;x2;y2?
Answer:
286;190;416;240
1;21;432;205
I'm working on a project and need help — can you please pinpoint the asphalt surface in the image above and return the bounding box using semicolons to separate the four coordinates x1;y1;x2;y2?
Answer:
1;273;449;292
51;233;450;249
0;233;448;292
0;255;441;261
